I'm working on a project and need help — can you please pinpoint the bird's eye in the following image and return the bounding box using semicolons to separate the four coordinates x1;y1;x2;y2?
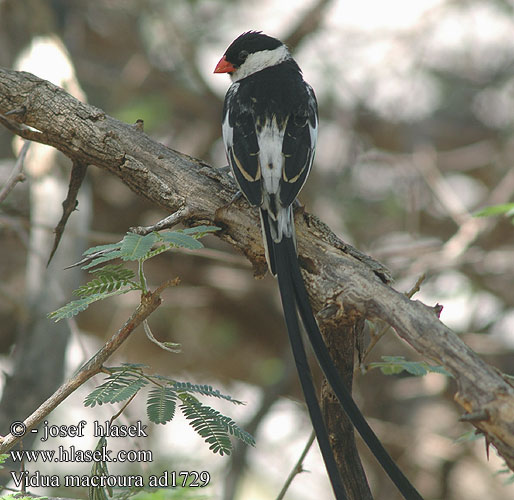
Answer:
239;50;249;61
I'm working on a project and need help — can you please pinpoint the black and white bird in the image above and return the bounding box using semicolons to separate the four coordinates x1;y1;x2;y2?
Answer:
214;31;317;275
215;31;423;500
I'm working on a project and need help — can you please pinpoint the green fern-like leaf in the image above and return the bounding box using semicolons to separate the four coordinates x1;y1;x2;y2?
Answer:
92;264;136;281
159;231;203;250
217;414;255;448
74;275;124;296
179;394;233;455
84;385;113;408
48;289;130;322
90;436;111;500
173;381;244;404
141;243;169;260
147;386;177;424
82;250;123;270
74;264;137;297
48;296;94;320
84;241;123;255
110;376;147;403
120;233;158;261
119;362;148;370
48;291;125;322
84;370;147;407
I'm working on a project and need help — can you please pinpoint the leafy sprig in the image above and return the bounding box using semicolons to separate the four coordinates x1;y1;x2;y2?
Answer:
89;436;111;500
83;363;254;456
84;365;149;408
179;393;255;455
42;225;255;499
48;226;219;321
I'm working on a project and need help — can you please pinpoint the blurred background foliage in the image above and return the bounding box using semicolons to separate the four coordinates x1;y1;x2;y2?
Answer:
0;0;514;499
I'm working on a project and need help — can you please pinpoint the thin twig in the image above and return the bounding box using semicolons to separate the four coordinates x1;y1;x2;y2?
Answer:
130;207;190;235
109;391;139;424
0;283;172;454
0;140;30;203
143;318;181;353
276;431;316;500
407;273;426;298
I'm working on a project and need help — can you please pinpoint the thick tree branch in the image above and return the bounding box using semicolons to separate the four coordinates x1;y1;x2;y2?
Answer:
1;67;513;471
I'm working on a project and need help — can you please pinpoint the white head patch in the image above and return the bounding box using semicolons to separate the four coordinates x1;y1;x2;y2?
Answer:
231;44;290;82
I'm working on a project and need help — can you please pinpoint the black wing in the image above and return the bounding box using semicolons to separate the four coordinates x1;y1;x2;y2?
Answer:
279;84;318;207
222;84;262;206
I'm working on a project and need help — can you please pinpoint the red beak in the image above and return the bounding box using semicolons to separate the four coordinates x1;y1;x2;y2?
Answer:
214;55;235;74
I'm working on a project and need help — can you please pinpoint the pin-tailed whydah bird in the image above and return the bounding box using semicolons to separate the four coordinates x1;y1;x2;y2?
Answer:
215;31;423;500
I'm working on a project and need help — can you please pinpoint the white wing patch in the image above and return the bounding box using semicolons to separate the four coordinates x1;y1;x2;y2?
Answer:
222;112;233;151
257;118;285;196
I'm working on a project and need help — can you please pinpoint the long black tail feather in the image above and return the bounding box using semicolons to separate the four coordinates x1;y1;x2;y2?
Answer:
277;235;424;500
259;209;277;276
274;238;348;499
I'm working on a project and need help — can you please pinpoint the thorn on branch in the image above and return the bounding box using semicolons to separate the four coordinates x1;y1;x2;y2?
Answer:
485;434;491;460
433;303;443;317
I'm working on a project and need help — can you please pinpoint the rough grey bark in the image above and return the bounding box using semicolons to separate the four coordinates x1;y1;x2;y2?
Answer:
320;316;373;500
1;67;513;475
